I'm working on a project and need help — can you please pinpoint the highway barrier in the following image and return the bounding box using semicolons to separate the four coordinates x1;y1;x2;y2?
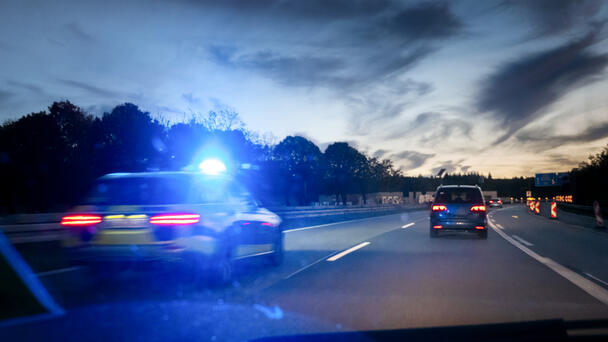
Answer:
550;202;557;219
534;201;540;215
0;205;423;245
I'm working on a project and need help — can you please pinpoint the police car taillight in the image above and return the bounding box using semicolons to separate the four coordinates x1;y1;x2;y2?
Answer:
149;214;200;225
61;214;103;226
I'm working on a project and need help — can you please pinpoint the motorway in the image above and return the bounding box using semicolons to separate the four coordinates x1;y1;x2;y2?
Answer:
3;205;608;341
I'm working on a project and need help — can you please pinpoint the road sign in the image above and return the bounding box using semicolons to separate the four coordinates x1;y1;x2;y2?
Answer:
535;172;570;187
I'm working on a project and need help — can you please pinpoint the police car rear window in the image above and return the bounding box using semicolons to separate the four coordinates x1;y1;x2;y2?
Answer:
85;177;192;205
435;188;483;204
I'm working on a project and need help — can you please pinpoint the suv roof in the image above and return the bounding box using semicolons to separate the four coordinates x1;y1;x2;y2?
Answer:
436;184;481;190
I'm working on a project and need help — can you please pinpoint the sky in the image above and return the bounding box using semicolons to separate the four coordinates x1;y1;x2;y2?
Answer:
1;0;608;177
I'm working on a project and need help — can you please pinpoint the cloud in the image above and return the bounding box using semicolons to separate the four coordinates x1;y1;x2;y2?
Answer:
182;93;202;105
391;150;436;170
372;149;388;158
504;0;603;38
209;47;347;88
418;119;472;145
383;2;463;41
65;22;96;42
516;121;608;150
431;159;466;175
383;111;471;146
547;153;584;166
477;30;608;144
205;2;461;132
6;80;43;94
0;89;12;103
58;79;126;98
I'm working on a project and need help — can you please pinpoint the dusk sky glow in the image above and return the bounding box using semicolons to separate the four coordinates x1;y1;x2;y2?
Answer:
1;0;608;177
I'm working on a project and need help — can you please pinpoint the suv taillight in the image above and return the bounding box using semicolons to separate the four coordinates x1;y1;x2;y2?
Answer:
61;214;102;226
432;205;447;212
471;205;486;212
149;213;200;225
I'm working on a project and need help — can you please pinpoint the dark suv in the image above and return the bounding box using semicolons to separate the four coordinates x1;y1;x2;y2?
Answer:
430;185;487;239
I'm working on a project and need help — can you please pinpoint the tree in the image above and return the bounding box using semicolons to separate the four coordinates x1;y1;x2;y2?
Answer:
100;103;166;172
324;142;367;204
273;136;324;205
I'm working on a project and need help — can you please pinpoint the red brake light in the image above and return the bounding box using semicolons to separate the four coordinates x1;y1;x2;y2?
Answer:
471;205;486;212
489;200;494;203
498;200;502;204
261;222;275;227
61;214;102;226
432;205;447;212
432;225;443;229
475;226;485;230
149;214;200;225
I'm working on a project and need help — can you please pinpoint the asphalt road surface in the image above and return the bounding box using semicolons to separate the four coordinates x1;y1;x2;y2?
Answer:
3;205;608;341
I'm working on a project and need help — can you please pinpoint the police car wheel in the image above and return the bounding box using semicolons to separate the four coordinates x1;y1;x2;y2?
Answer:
269;235;284;267
210;256;233;285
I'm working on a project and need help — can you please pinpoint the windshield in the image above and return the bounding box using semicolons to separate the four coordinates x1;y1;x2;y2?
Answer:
2;1;608;341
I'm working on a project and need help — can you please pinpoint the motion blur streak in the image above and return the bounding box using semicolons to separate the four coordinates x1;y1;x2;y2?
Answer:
60;215;102;226
149;214;200;225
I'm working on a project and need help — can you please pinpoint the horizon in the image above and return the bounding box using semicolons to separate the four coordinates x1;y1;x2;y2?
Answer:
2;98;591;179
1;0;608;177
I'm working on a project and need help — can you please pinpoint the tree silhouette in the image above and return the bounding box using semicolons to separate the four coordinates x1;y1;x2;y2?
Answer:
273;136;324;205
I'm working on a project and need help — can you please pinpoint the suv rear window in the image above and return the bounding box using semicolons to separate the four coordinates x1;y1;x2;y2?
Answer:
85;176;193;205
435;188;483;204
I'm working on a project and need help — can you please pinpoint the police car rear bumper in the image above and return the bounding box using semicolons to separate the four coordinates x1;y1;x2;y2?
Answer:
66;236;218;262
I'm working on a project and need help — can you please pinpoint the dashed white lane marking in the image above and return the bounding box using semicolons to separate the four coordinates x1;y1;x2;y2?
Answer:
512;215;519;219
585;273;608;287
36;266;82;277
401;222;415;229
511;235;533;246
327;242;370;262
495;223;504;230
488;220;608;306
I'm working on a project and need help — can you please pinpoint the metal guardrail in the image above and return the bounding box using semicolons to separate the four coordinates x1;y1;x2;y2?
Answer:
0;205;422;244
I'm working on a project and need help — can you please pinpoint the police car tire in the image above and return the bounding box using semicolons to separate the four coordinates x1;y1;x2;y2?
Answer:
210;256;233;285
269;234;284;267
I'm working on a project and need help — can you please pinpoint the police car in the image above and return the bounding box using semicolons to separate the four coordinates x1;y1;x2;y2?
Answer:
61;165;282;283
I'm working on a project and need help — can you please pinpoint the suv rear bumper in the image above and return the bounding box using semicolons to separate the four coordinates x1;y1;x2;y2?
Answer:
430;219;486;230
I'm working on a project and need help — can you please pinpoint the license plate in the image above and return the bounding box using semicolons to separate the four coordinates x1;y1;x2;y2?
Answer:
104;215;148;229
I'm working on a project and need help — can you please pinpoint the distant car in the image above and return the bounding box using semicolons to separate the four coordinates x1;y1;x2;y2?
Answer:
429;185;487;239
61;171;283;283
488;198;503;208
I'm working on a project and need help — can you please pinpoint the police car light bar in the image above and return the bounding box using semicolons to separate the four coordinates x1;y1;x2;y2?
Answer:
198;159;227;175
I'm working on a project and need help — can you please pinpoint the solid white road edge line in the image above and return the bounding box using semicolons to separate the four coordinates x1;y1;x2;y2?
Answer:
488;220;608;306
511;235;533;246
401;222;415;229
327;242;371;262
283;214;403;233
584;272;608;287
284;254;333;280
